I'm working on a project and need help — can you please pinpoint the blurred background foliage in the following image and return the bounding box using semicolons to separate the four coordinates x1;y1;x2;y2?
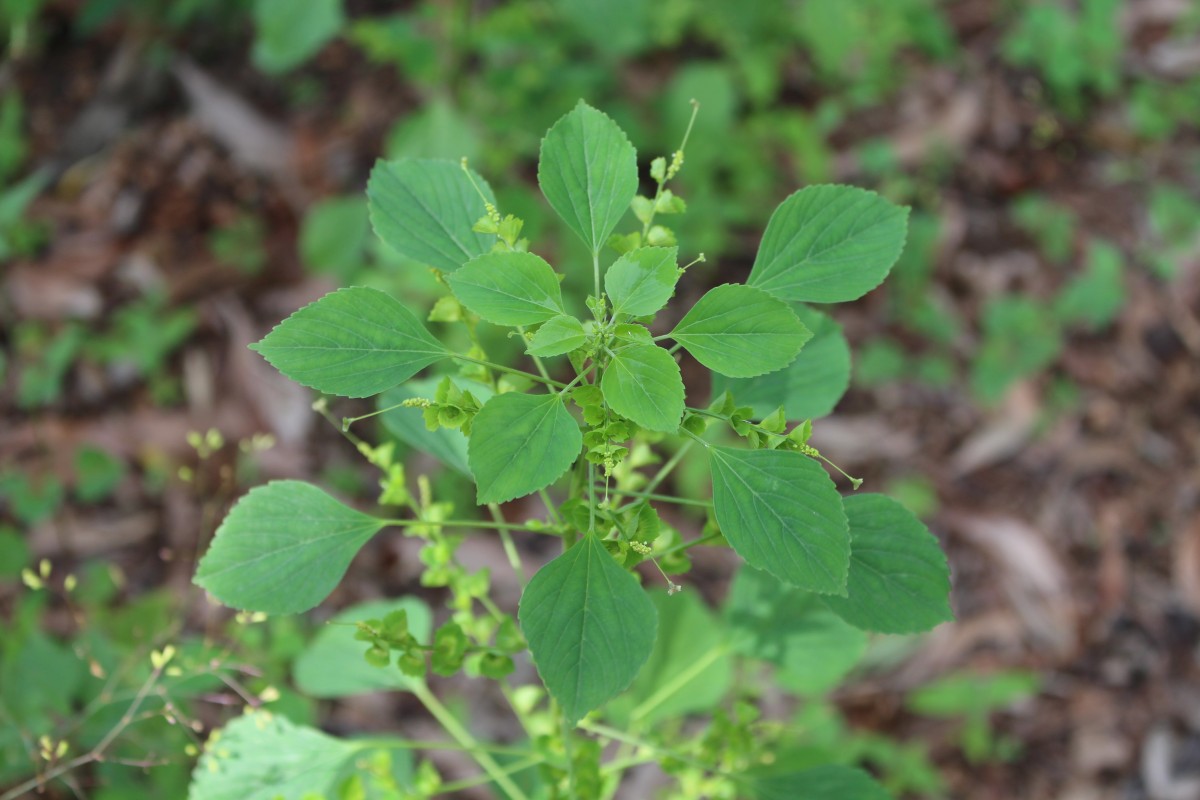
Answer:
2;0;1200;797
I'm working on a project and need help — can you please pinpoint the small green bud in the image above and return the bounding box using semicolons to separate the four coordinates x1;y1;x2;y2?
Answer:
364;645;390;669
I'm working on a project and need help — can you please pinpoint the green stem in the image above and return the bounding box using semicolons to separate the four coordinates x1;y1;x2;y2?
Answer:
578;721;714;775
486;503;526;584
596;486;711;508
516;324;554;383
413;684;531;800
451;354;567;389
630;644;729;723
643;440;693;496
538;488;563;526
652;530;723;558
437;755;544;795
592;251;601;307
381;518;555;534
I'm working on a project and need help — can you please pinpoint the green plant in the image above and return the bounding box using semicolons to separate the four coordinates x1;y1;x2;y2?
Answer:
188;102;952;798
907;670;1040;764
1002;0;1122;118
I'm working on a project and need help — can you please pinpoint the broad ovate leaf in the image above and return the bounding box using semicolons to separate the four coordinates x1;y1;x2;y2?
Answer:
710;447;849;595
711;305;851;419
538;101;638;254
250;287;447;398
518;533;657;726
195;481;385;614
668;284;811;378
188;710;358;800
445;251;566;326
294;598;432;697
748;184;909;304
821;494;953;633
601;344;684;433
468;392;582;504
527;315;587;357
605;246;679;317
367;158;496;271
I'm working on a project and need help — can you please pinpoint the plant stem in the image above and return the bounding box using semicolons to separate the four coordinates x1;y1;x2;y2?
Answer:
629;644;729;723
652;531;723;558
0;663;166;800
380;517;553;534
643;439;693;496
451;354;567;389
538;488;563;526
486;503;526;584
412;683;531;800
438;755;544;794
578;721;714;775
595;486;711;508
516;324;554;383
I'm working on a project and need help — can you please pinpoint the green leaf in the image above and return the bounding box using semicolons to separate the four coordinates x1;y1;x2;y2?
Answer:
748;185;909;304
611;591;732;726
821;494;953;633
299;196;370;279
907;670;1039;717
252;0;344;74
188;710;359;800
746;765;893;800
293;598;432;697
601;345;684;433
195;481;385;614
250;287;447;398
669;284;811;378
445;251;565;326
378;377;493;477
527;315;587;357
538;102;638;254
710;447;849;594
367;158;496;272
468;392;582;504
518;533;657;725
711;306;851;419
725;566;866;696
605;247;679;317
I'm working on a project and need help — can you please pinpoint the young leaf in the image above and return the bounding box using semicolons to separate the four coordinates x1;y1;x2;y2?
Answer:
710;447;849;595
605;246;680;317
468;392;582;504
189;711;359;800
601;344;685;433
527;315;587;357
250;287;447;398
518;533;657;726
293;598;433;697
367;158;496;272
748;185;909;304
668;284;811;378
538;101;638;254
746;765;893;800
821;494;953;633
445;251;566;326
711;306;851;419
195;481;385;614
